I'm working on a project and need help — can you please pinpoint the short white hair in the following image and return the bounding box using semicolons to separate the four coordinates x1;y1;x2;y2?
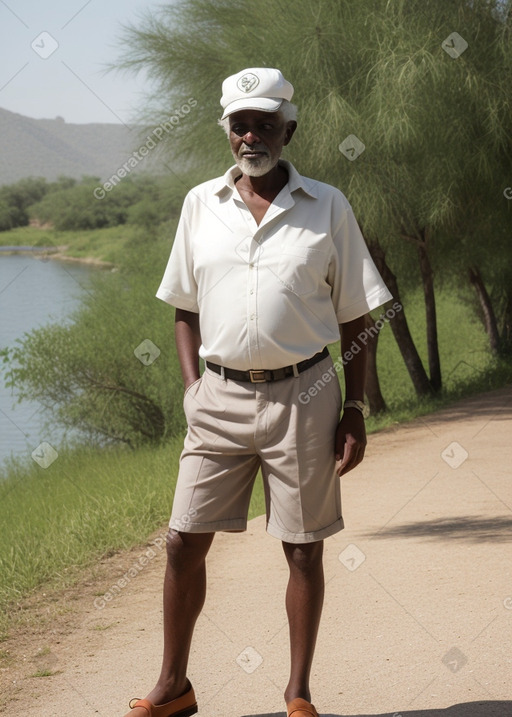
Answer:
217;100;298;135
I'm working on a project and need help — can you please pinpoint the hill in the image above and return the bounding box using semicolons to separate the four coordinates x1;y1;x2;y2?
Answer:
0;107;165;185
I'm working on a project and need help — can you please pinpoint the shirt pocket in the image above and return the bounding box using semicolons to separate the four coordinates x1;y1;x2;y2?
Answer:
276;246;328;297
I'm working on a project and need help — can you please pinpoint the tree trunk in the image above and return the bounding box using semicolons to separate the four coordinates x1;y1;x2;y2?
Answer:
367;239;434;397
417;236;442;392
500;289;512;354
364;313;387;414
468;266;500;354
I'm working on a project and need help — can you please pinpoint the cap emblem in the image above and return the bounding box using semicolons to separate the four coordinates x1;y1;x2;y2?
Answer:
237;73;259;93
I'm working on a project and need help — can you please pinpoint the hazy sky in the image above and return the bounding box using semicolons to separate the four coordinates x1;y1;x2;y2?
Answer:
0;0;168;124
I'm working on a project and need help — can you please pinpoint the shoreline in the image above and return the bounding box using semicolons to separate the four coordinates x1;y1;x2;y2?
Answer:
0;245;115;269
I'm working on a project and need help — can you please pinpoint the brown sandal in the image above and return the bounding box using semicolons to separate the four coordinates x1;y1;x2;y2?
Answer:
287;697;319;717
125;681;197;717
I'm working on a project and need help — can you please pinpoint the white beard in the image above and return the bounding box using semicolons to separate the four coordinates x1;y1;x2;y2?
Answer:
233;152;280;177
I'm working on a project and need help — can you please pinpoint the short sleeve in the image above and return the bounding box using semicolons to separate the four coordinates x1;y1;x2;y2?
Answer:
328;202;392;323
155;193;199;312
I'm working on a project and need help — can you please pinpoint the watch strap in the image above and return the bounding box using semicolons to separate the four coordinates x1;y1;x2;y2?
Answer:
343;399;369;418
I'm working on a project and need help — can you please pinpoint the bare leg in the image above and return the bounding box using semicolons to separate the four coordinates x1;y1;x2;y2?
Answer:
282;540;325;705
126;530;214;715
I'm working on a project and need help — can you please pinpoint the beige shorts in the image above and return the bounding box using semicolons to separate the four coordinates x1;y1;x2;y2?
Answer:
169;354;344;543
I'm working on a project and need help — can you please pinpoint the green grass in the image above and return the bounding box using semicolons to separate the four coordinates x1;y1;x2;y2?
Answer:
0;437;266;635
29;669;61;678
0;225;140;265
0;439;182;633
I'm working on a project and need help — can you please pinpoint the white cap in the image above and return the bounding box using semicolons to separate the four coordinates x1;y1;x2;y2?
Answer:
220;67;294;120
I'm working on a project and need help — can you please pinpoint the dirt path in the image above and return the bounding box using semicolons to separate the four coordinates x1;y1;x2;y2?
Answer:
1;387;512;717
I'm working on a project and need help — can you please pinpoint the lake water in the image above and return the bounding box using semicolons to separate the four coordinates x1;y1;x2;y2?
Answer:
0;253;94;471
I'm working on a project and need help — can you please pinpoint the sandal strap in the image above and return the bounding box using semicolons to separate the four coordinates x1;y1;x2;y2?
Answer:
128;698;151;714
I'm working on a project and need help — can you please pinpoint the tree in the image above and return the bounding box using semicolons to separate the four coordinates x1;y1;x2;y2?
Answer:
116;0;512;400
0;177;49;230
364;313;387;414
30;179;129;230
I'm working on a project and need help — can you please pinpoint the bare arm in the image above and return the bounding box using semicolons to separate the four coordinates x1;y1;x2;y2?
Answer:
175;308;202;389
335;315;368;476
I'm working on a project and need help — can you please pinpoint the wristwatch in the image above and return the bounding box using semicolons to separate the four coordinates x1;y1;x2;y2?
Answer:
343;399;370;418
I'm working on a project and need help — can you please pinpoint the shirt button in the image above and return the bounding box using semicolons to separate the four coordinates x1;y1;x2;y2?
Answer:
250;313;255;320
250;289;254;295
249;263;254;268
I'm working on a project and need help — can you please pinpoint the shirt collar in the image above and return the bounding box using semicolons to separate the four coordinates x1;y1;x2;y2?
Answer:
213;159;318;199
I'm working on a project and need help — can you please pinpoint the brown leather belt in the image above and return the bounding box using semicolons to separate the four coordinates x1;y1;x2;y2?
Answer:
205;347;329;383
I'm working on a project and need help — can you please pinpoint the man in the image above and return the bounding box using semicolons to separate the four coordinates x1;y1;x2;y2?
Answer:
124;67;392;717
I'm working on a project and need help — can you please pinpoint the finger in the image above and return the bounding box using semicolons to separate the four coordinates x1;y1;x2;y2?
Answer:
338;442;365;476
337;447;354;476
334;437;346;463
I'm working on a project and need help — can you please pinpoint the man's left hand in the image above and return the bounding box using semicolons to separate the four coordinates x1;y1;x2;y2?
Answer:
335;409;367;477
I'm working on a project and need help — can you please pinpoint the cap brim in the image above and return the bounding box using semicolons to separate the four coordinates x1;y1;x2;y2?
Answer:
221;97;283;120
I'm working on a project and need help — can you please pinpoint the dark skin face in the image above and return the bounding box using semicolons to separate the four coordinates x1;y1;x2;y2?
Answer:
228;109;297;197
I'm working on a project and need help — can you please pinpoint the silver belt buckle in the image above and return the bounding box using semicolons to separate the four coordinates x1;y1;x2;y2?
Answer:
249;369;266;383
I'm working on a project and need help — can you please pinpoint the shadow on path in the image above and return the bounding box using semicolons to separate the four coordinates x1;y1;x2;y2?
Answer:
243;699;512;717
363;515;512;543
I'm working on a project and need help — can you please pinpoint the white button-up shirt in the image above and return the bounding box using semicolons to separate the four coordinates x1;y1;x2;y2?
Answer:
156;160;392;370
